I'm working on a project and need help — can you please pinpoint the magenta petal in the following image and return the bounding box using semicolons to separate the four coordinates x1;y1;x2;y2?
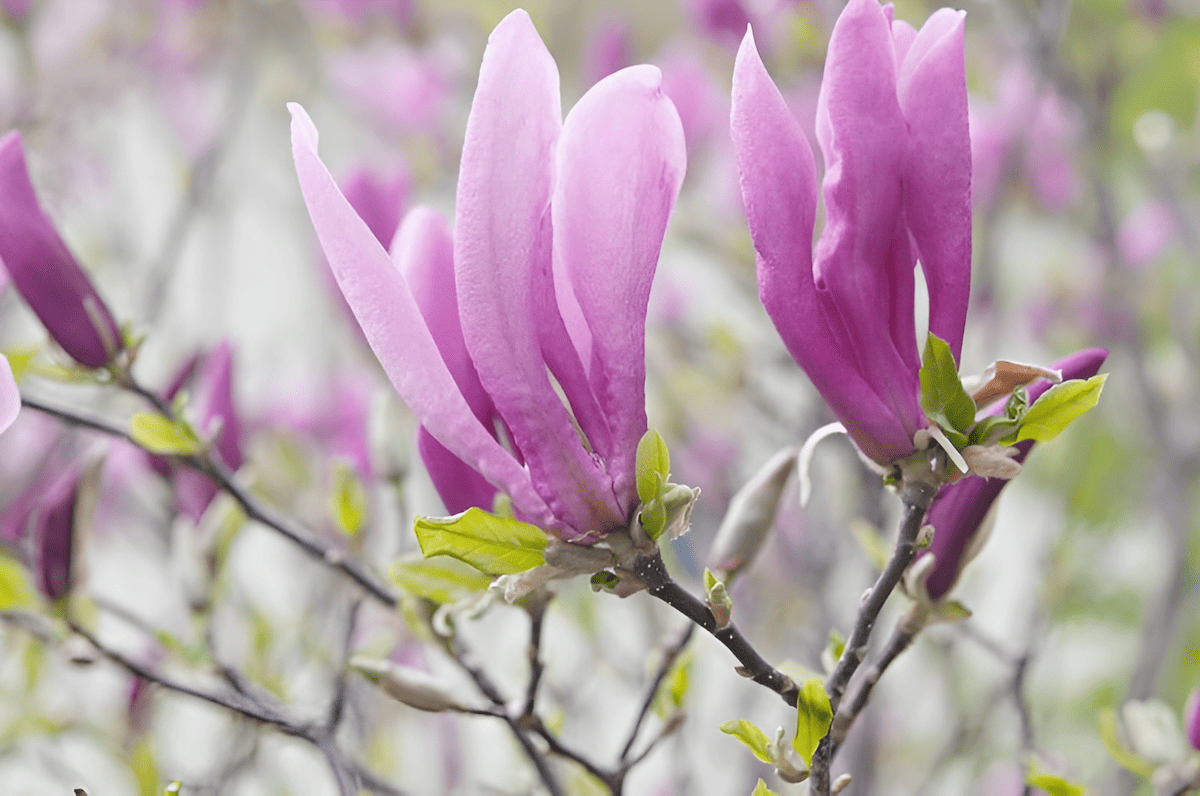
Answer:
731;29;913;465
1187;688;1200;751
897;9;971;361
289;102;554;529
193;341;242;472
0;355;18;435
553;64;686;511
455;10;621;537
342;165;410;251
34;464;82;601
417;426;499;515
0;132;122;368
814;0;922;440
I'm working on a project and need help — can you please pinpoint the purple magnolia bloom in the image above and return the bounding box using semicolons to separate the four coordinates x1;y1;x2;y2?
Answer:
292;9;686;541
919;347;1109;600
0;354;18;435
0;132;123;369
1186;687;1200;751
0;456;84;601
169;342;242;523
731;0;971;467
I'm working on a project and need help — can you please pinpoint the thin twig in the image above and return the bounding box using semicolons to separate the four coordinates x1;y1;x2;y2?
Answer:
520;595;549;720
831;608;923;747
619;624;694;763
631;552;799;706
809;479;937;796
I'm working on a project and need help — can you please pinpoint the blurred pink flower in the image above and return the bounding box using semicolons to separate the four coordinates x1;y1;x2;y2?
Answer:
330;43;451;135
583;17;632;87
656;43;727;152
682;0;751;44
1117;199;1178;267
1186;687;1200;750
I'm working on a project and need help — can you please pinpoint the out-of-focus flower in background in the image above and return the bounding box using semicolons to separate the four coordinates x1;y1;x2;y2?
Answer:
293;9;686;540
0;132;123;369
1117;199;1178;268
731;0;971;467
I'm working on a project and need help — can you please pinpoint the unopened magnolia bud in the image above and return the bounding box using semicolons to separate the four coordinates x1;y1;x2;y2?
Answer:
1186;688;1200;751
661;484;700;540
707;447;797;581
351;656;467;713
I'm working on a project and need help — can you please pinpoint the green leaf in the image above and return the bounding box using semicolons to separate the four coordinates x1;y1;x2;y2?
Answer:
130;413;202;455
0;557;36;610
751;779;781;796
719;719;774;763
327;460;368;536
1014;375;1107;444
793;678;833;767
1026;762;1086;796
666;655;690;707
636;429;670;505
391;554;495;604
129;739;158;796
2;346;37;382
414;508;547;576
590;571;620;592
919;334;976;432
640;482;667;540
1097;708;1156;779
826;630;846;665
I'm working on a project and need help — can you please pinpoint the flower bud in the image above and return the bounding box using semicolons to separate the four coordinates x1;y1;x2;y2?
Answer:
350;656;468;713
0;133;123;367
1186;688;1200;751
707;447;796;582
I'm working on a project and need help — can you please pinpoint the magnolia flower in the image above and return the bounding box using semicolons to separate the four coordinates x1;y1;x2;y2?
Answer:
291;10;686;541
731;0;971;467
919;347;1109;600
0;132;123;368
0;455;85;601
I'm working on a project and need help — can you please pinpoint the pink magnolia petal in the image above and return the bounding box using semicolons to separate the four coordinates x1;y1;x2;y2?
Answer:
898;8;971;362
814;0;922;440
454;10;621;538
417;426;499;515
731;28;913;465
342;165;410;251
0;355;18;435
0;132;122;368
289;102;552;529
553;64;686;511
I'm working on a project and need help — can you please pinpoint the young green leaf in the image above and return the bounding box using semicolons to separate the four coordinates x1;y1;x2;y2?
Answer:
391;554;495;605
0;557;36;610
414;508;547;575
130;412;202;455
1014;375;1107;444
327;460;367;536
1097;708;1155;779
636;429;671;505
919;334;976;432
793;678;833;767
1026;761;1086;796
751;779;781;796
719;719;774;763
2;346;36;382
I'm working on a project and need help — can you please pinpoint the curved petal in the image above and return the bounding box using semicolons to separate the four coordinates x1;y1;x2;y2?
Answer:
289;102;553;529
814;0;923;443
0;132;122;368
730;28;913;465
898;9;971;361
417;426;499;515
553;63;686;511
0;355;18;435
454;10;620;538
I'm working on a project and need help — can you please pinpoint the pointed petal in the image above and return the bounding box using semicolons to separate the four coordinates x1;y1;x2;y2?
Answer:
898;9;971;361
289;102;553;529
454;10;621;538
34;463;82;601
553;64;686;510
0;355;18;435
813;0;922;442
731;28;913;465
0;132;122;368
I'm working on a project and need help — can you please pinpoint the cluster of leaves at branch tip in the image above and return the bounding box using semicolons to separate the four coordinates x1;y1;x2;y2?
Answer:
720;677;833;784
917;334;1106;478
635;429;699;543
1098;698;1200;788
